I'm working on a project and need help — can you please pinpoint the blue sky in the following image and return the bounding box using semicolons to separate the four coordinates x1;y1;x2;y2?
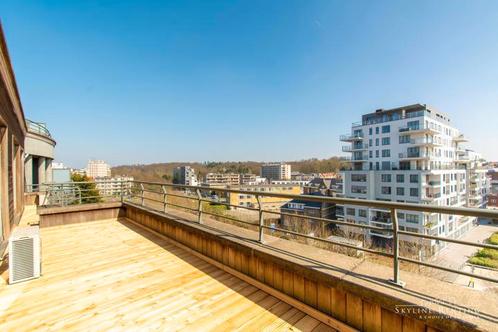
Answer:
1;0;497;168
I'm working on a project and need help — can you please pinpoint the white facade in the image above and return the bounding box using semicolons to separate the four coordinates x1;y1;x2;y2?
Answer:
173;166;198;186
261;163;291;181
95;176;133;196
86;160;111;179
340;104;488;254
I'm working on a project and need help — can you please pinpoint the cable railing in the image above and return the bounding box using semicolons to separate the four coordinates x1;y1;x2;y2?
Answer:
29;179;498;287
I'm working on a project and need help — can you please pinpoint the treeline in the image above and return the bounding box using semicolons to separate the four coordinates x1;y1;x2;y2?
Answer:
111;157;345;183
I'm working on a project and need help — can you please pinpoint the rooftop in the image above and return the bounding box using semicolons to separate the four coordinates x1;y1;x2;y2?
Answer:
0;218;334;331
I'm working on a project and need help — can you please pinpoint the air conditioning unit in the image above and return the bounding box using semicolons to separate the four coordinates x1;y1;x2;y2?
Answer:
9;226;41;284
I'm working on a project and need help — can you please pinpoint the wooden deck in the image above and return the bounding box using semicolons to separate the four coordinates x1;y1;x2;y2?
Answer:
0;219;336;331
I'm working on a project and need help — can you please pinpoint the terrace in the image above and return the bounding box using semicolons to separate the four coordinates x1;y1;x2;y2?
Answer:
2;180;498;331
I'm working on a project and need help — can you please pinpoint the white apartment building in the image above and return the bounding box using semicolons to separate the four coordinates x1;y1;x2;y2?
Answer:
340;104;488;254
95;176;134;196
204;173;240;186
86;160;111;178
173;166;198;186
261;163;291;181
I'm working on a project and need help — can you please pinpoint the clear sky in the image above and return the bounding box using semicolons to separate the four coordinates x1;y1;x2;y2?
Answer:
1;1;497;168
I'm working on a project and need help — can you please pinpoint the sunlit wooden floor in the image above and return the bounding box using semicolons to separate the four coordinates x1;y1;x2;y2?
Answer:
0;219;336;331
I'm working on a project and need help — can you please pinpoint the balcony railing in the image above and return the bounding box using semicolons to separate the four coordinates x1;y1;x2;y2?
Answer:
26;119;52;138
29;179;498;288
339;133;363;141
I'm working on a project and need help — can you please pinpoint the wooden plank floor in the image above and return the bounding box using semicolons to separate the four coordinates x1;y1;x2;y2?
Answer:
0;219;336;332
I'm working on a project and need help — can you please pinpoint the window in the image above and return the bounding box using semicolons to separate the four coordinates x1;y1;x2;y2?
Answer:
406;214;419;224
359;209;367;218
375;138;379;146
382;125;390;133
396;187;404;196
369;151;373;158
351;185;367;194
396;174;404;183
351;174;367;182
399;135;410;144
376;150;379;158
369;139;373;146
410;188;419;197
381;186;391;195
382;137;390;145
375;127;379;134
410;174;419;183
407;120;420;130
382;149;390;157
406;227;419;233
369;128;372;135
397;212;405;219
347;208;355;216
381;161;390;170
381;174;391;182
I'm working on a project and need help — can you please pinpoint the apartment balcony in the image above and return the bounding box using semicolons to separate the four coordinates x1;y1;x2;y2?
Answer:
453;134;468;142
339;133;363;142
341;144;368;152
409;138;442;147
398;152;432;160
399;124;438;136
4;180;498;332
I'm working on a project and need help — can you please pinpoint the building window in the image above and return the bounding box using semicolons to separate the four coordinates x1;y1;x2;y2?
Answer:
381;174;391;182
381;162;390;170
369;128;372;135
406;214;419;224
382;125;390;133
351;174;367;182
375;138;379;146
396;187;404;196
407;120;420;130
397;174;404;183
399;135;410;144
347;208;356;216
351;185;367;194
381;186;391;195
397;212;405;219
382;149;390;157
376;127;379;134
410;174;419;183
382;137;390;145
369;151;373;158
410;188;419;197
358;209;367;218
376;150;379;158
369;139;373;146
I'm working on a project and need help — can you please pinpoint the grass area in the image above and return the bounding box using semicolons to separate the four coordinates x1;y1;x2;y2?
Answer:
469;232;498;268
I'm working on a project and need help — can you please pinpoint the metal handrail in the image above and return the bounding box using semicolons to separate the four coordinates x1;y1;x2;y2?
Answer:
26;119;52;138
28;179;498;287
125;179;498;287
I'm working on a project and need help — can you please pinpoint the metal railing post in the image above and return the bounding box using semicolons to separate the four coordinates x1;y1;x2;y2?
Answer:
256;195;264;243
196;188;203;224
140;184;145;206
161;185;167;213
120;181;124;203
389;208;405;287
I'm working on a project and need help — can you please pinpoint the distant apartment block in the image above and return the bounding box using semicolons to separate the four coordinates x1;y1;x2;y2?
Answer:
261;163;291;181
204;173;240;186
340;104;489;254
95;176;134;196
227;184;301;210
86;160;111;178
173;166;198;186
270;179;310;187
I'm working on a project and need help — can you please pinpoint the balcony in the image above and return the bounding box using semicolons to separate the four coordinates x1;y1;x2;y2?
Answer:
339;133;363;142
4;180;498;332
26;119;52;138
341;144;368;152
398;152;432;160
398;124;438;135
